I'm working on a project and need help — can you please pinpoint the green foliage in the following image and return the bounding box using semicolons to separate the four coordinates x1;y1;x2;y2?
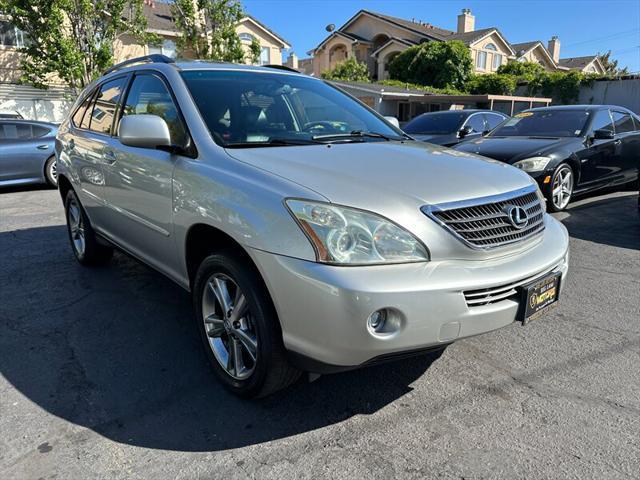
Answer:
497;61;545;82
388;40;473;90
0;0;152;90
172;0;247;63
321;57;370;82
378;79;465;95
597;50;628;75
466;73;517;95
248;38;262;65
537;70;585;103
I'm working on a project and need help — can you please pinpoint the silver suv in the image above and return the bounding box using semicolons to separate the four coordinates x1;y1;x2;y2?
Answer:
56;56;569;397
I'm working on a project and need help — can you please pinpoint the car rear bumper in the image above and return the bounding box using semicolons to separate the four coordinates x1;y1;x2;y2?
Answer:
250;215;569;370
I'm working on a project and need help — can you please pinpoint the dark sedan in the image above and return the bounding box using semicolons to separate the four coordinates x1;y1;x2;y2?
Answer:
404;109;509;147
454;105;640;211
0;120;58;187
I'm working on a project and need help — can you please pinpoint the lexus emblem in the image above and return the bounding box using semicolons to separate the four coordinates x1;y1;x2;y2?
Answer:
505;205;529;230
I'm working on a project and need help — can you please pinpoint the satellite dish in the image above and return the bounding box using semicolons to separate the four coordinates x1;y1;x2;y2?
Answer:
326;24;335;32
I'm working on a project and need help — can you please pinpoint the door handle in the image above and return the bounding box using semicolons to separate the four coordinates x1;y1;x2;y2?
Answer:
36;144;49;150
104;150;117;165
614;139;622;145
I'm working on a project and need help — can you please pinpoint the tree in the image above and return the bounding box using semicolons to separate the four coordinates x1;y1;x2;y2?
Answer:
388;40;472;90
321;57;369;82
0;0;152;90
597;50;629;75
497;61;545;82
172;0;254;64
467;73;517;95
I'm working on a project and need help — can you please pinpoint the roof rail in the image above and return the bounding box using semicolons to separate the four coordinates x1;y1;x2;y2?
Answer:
103;54;175;75
262;64;300;74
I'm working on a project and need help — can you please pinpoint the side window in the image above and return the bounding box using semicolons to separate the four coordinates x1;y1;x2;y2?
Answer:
120;74;188;147
611;111;635;134
80;91;97;130
590;110;614;133
484;113;505;130
31;125;51;138
465;114;485;133
89;77;127;134
72;91;95;128
0;122;32;140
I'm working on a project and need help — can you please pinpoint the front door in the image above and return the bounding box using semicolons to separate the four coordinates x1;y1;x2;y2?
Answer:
578;109;618;188
0;122;52;183
101;72;192;279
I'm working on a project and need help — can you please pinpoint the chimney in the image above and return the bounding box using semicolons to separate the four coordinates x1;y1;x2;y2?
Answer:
457;8;475;34
286;52;299;70
548;36;560;63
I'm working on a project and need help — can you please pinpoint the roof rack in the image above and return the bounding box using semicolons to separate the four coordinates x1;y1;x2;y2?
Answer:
262;64;300;74
103;54;175;75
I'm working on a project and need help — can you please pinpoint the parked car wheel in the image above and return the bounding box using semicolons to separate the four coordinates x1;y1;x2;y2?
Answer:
64;190;113;265
547;163;574;212
193;251;300;398
44;156;58;187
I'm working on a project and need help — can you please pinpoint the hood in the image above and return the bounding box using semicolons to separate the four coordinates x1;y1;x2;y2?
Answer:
454;136;576;163
411;133;459;146
225;141;533;209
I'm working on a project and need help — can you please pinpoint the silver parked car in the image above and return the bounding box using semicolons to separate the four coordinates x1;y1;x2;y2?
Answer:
1;120;58;187
55;56;569;397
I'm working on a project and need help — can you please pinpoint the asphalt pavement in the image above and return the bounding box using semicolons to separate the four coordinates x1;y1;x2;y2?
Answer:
0;186;638;479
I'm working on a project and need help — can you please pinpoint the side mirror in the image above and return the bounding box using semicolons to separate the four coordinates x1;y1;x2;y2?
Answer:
384;116;400;128
458;125;473;138
119;114;172;149
482;129;490;136
593;129;615;140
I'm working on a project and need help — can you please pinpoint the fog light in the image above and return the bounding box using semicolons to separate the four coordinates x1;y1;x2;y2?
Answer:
367;309;387;332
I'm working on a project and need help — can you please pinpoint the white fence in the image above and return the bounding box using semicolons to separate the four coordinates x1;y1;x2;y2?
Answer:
0;83;76;122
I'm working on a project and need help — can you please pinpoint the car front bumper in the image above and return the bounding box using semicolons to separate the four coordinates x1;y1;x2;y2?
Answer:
250;215;569;371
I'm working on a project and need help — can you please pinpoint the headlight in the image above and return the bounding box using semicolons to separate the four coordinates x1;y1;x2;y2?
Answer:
285;199;429;265
513;156;552;172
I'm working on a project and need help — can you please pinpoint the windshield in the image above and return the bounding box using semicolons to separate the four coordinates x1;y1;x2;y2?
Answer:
490;110;590;138
403;112;466;135
181;70;403;147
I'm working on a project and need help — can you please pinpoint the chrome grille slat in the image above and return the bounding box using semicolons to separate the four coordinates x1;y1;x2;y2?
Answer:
422;186;545;249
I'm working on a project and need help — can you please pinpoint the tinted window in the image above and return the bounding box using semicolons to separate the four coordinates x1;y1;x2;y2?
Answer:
72;91;95;128
404;112;466;135
465;114;485;133
611;111;635;134
31;125;51;138
181;70;402;147
485;113;506;130
0;123;32;140
121;74;188;147
89;77;127;134
491;110;590;137
589;109;614;133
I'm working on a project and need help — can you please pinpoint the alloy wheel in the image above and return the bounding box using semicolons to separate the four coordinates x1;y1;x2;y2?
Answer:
49;160;58;184
67;198;85;256
552;166;573;210
201;273;258;380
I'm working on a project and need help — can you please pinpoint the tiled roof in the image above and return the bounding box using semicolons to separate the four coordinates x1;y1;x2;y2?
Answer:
558;56;598;69
512;41;540;55
361;10;454;40
446;27;500;45
142;1;176;32
242;14;290;47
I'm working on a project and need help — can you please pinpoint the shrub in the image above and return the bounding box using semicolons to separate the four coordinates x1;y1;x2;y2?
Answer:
388;40;473;90
467;73;517;95
321;57;370;82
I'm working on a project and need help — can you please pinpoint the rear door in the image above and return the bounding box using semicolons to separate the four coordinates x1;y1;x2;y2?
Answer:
101;72;192;277
0;122;52;183
610;110;640;183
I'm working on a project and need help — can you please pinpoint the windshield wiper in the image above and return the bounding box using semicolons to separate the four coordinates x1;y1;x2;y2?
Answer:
312;130;406;142
225;138;322;148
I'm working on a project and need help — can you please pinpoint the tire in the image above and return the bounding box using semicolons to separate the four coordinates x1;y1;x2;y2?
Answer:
193;251;300;398
546;163;574;212
64;189;113;266
44;156;58;187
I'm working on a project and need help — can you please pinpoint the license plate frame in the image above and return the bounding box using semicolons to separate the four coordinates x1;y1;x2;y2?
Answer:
520;272;561;324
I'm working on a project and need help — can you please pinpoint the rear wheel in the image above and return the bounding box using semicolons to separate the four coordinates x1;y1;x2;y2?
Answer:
193;251;300;397
547;163;574;212
44;156;57;187
64;190;113;266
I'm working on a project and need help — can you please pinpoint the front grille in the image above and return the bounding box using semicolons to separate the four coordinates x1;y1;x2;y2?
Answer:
423;186;545;249
463;266;556;307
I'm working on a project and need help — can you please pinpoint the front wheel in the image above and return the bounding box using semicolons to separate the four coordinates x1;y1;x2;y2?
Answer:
547;163;574;212
193;251;300;398
44;156;57;187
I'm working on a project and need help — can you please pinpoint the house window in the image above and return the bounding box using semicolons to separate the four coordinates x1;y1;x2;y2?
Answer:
148;39;177;59
0;20;25;47
239;33;254;43
260;46;270;65
476;51;487;70
493;53;503;69
485;43;497;51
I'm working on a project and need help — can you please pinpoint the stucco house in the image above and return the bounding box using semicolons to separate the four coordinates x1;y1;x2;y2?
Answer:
308;8;605;79
0;2;291;120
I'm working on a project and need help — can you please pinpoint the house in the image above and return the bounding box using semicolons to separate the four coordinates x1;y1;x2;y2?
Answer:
308;8;605;79
0;2;291;121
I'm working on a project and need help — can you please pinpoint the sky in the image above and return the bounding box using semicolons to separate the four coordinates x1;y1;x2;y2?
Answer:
242;0;640;72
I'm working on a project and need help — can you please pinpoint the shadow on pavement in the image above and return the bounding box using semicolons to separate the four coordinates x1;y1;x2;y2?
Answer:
0;225;439;452
559;193;640;251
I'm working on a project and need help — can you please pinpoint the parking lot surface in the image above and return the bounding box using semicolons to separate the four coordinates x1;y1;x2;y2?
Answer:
1;187;639;479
